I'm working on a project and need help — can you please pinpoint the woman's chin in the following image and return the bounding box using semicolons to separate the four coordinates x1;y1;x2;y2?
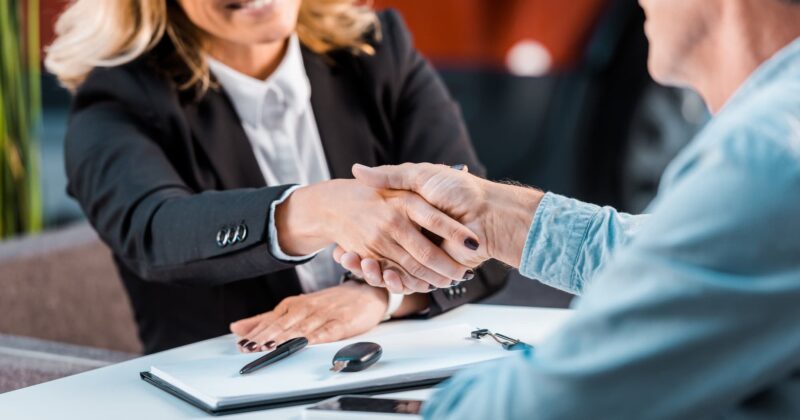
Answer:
245;30;294;46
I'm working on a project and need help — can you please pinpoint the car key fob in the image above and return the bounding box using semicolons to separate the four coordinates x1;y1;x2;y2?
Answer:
330;342;382;372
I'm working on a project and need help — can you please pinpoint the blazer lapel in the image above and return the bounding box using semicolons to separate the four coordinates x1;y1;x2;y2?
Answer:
303;48;385;179
183;89;266;189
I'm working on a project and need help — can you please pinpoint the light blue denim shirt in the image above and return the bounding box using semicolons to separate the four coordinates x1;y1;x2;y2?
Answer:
424;37;800;420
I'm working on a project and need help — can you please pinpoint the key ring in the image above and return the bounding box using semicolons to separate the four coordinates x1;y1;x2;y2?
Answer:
469;328;533;351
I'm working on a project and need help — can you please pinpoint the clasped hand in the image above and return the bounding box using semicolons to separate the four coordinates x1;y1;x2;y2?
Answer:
333;163;499;294
276;177;486;293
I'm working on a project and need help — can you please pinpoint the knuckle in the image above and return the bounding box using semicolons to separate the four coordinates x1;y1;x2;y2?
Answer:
416;244;435;265
424;210;443;230
275;318;294;331
447;224;463;241
408;263;429;281
255;320;271;333
273;301;287;313
387;211;405;228
326;322;343;336
280;296;298;308
305;316;323;328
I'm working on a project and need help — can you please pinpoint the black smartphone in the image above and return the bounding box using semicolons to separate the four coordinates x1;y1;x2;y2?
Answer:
303;395;423;419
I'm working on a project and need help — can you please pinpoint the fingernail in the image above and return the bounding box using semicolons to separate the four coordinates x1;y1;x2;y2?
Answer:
451;164;466;171
245;341;258;351
463;270;475;281
464;238;479;250
264;340;276;349
237;339;248;347
450;280;458;287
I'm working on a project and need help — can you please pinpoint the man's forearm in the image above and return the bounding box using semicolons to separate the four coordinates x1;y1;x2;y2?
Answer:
480;180;544;268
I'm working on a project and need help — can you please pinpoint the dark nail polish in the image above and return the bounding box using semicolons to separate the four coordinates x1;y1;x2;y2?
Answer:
245;341;258;351
464;238;479;250
450;280;458;287
264;340;276;349
237;339;248;347
429;285;437;291
463;270;475;281
451;164;466;171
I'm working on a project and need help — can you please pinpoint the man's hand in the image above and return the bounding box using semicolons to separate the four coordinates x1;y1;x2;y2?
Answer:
354;163;492;265
230;282;389;352
340;163;544;290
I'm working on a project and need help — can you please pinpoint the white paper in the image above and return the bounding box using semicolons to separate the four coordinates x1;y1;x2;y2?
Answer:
149;324;518;409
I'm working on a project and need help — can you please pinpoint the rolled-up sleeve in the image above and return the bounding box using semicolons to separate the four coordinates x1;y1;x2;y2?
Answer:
519;192;646;295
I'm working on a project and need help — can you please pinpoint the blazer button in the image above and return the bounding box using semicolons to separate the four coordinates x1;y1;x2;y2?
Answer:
231;224;245;244
216;228;229;248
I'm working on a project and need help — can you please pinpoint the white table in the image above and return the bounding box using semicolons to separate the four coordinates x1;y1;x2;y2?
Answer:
0;304;571;419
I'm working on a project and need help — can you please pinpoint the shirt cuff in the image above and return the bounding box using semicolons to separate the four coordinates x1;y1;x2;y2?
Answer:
518;192;601;295
268;185;323;262
382;292;405;321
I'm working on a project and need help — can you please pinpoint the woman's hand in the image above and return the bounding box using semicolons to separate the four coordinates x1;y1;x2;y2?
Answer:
275;179;481;292
230;282;388;352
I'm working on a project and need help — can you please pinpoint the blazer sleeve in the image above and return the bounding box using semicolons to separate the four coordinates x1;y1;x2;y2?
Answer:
64;65;309;286
377;10;509;315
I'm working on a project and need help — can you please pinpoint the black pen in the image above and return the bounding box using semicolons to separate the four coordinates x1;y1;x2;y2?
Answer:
239;337;308;375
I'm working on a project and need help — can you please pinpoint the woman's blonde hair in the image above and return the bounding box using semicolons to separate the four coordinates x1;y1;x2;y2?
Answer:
45;0;380;93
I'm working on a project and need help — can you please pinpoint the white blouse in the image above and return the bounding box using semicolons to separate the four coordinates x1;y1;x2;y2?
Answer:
207;35;344;293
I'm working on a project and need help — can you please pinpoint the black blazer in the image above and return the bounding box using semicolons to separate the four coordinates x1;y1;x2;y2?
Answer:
65;10;507;354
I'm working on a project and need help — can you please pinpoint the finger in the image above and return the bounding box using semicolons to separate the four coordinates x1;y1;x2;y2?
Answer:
361;258;384;288
404;195;481;267
383;269;413;295
232;308;282;340
382;267;405;294
341;252;366;279
407;195;479;248
230;313;263;337
307;320;347;344
244;304;308;352
235;310;283;352
380;257;432;293
384;239;452;289
269;314;328;349
396;271;432;293
333;245;345;263
352;162;438;191
390;222;465;286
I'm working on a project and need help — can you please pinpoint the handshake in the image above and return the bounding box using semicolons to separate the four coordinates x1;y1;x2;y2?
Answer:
276;162;544;295
234;162;545;349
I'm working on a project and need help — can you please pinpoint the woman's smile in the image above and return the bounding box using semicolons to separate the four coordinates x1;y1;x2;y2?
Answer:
224;0;280;16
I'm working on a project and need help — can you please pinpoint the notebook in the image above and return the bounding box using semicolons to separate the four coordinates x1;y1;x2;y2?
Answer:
141;324;521;415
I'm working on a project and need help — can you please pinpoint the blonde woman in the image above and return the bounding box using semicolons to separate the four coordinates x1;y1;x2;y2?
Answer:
47;0;506;354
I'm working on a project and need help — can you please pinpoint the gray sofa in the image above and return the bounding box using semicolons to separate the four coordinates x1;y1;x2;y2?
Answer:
0;222;140;393
0;222;141;354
